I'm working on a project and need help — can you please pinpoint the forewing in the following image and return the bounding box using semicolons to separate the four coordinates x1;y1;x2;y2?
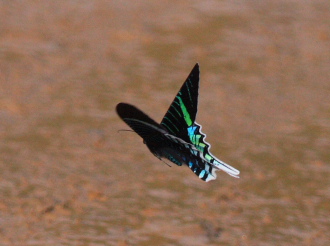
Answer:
160;63;199;142
116;103;166;142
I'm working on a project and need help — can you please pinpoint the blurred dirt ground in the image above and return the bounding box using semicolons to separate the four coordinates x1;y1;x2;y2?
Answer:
0;1;329;245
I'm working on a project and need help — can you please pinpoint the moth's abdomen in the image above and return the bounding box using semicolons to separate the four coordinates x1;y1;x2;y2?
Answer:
157;147;217;182
154;134;217;181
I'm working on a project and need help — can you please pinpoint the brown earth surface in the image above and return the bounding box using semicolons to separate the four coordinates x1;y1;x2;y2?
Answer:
0;1;329;245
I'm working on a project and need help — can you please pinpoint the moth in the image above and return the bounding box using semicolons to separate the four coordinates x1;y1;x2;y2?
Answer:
116;63;240;181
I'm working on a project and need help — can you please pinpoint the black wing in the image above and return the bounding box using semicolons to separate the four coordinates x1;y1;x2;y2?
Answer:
116;103;166;142
160;63;199;142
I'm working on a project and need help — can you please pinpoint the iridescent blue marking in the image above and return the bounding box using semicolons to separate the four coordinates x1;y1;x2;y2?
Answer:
188;161;193;168
199;170;206;178
187;126;197;136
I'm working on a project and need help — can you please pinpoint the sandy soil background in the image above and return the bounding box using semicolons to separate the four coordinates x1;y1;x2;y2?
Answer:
0;1;329;245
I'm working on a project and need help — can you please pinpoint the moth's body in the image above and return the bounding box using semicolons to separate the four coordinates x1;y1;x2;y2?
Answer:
145;126;217;181
116;63;240;182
